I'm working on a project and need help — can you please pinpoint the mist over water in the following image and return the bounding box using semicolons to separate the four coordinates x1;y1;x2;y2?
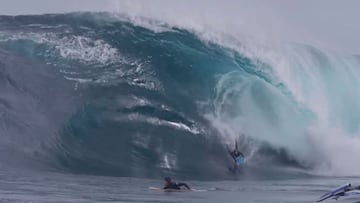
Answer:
2;0;360;53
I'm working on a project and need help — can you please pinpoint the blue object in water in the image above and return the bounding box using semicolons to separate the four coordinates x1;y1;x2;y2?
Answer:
235;157;246;165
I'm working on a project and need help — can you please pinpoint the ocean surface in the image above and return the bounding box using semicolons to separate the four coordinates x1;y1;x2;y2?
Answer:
3;167;360;203
0;12;360;202
1;168;359;203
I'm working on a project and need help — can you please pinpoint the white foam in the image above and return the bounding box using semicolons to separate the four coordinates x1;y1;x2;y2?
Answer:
160;153;177;170
0;31;122;65
207;41;360;176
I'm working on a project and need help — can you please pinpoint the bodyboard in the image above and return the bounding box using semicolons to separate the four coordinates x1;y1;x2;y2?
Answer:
235;156;246;165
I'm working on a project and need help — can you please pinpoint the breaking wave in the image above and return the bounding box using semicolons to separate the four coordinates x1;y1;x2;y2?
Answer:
0;12;359;179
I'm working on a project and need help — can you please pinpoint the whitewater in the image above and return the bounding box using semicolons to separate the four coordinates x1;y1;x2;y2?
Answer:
0;2;360;203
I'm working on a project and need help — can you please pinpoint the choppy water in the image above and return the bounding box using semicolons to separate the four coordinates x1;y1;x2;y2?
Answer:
1;168;359;203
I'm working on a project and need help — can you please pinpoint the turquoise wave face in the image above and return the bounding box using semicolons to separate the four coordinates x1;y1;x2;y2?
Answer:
1;12;360;179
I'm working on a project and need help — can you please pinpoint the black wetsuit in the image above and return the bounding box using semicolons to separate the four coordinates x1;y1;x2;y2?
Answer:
230;150;244;161
229;141;244;160
163;182;190;190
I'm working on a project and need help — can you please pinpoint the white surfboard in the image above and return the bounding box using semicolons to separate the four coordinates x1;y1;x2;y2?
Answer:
149;186;209;192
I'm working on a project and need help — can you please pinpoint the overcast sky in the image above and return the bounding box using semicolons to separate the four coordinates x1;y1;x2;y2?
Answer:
0;0;359;54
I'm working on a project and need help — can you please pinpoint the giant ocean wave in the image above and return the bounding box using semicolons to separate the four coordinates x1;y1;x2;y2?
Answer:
0;12;360;179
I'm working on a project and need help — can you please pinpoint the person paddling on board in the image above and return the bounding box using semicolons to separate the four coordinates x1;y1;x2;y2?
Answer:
163;177;191;190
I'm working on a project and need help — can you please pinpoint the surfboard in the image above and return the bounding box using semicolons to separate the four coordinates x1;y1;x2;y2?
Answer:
317;183;351;202
149;187;208;192
229;156;246;173
149;187;189;192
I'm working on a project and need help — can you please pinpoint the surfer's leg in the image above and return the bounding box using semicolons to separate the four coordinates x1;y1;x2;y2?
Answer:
177;183;191;190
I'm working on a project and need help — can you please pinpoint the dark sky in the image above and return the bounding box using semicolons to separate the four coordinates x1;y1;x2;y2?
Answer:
1;0;359;54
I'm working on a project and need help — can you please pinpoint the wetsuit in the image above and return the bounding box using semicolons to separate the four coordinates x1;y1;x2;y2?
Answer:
229;140;244;160
163;182;191;190
230;150;244;161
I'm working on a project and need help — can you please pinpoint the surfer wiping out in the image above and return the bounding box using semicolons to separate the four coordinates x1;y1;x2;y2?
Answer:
229;141;244;161
228;140;245;171
163;177;191;190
